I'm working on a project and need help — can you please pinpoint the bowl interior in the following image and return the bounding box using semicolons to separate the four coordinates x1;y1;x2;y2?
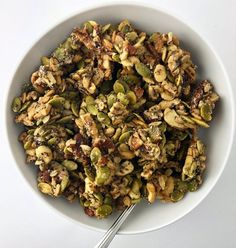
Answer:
6;3;234;234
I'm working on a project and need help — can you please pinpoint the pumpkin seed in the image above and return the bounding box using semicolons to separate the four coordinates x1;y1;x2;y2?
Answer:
95;204;112;218
188;179;199;192
85;95;95;105
41;56;50;66
200;103;212;121
90;147;101;164
95;166;111;186
191;117;209;128
97;112;110;125
171;190;184;202
119;131;132;143
62;160;78;171
38;182;53;195
135;62;152;78
87;104;98;116
126;91;137;104
48;97;65;108
12;97;22;113
113;81;125;93
117;92;129;105
57;115;74;124
71;101;79;117
154;64;166;82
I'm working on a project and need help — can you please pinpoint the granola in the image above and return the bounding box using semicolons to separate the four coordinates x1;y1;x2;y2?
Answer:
12;20;219;218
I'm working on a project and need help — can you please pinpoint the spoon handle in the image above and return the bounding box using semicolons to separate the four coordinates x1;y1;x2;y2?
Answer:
94;204;136;248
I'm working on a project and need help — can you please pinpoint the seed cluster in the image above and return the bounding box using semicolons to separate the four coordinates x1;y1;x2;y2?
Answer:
12;20;219;218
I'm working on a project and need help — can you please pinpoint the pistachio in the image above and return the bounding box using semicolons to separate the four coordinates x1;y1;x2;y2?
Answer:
154;64;167;82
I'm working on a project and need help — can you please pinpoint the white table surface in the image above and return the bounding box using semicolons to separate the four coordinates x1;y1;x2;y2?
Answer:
0;0;236;247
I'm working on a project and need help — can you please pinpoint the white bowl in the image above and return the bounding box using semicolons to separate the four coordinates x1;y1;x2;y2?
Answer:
5;1;235;234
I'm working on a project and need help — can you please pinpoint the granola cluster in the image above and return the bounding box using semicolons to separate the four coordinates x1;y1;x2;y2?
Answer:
12;20;219;218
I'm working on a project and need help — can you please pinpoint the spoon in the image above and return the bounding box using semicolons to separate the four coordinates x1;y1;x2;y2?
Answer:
94;204;136;248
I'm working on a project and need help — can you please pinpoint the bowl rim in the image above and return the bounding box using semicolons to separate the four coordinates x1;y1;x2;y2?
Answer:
4;0;235;235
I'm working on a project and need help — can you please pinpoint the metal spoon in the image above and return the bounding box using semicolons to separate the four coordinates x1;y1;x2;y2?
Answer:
94;204;136;248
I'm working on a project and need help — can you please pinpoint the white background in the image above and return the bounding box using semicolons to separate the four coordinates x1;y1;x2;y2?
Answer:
0;0;236;247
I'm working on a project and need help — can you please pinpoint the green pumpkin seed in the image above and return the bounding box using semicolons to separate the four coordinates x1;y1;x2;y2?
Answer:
135;62;151;78
83;21;93;33
161;46;167;61
117;92;129;105
57;115;74;124
121;74;139;84
112;54;121;63
71;101;79;117
119;131;132;143
48;97;65;108
65;128;74;135
125;31;138;42
95;166;111;186
200;103;212;121
102;23;111;33
107;94;116;108
188;179;199;192
12;97;22;113
24;140;32;150
85;95;95;105
95;204;112;218
84;166;95;181
48;137;58;146
62;160;78;171
126;91;137;104
97;112;110;125
90;147;101;164
171;190;184;202
94;193;104;204
113;81;125;93
87;104;98;116
19;101;31;112
191;117;209;128
41;56;50;66
38;182;53;195
103;194;112;205
60;176;69;192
